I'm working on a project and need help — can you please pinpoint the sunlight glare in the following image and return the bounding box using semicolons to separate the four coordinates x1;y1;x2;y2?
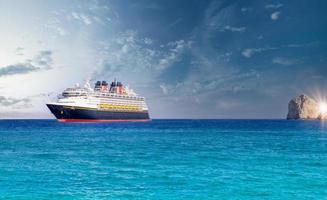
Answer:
320;102;327;114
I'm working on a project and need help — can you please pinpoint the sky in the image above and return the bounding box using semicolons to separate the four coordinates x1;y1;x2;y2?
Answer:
0;0;326;119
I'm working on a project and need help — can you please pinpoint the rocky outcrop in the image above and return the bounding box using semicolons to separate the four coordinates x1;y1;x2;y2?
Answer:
287;94;320;120
318;113;327;120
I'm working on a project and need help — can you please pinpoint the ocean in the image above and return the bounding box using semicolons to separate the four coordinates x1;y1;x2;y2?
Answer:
0;119;327;199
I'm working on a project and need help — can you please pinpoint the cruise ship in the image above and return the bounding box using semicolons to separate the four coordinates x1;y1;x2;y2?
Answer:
46;80;150;122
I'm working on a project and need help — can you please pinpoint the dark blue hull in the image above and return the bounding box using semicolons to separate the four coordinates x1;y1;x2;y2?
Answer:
46;104;150;122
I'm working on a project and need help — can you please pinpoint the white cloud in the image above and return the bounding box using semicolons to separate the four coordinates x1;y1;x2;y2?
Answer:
143;38;153;45
217;52;232;62
219;25;246;32
44;18;68;36
241;7;253;12
242;48;259;58
168;18;182;27
94;31;192;85
158;67;261;102
272;57;296;65
71;12;92;25
157;40;192;70
271;11;281;21
242;47;276;58
242;42;318;58
160;84;169;95
80;14;92;25
0;50;53;77
15;47;24;56
286;42;318;48
0;96;31;108
92;16;104;25
265;3;283;9
55;27;67;36
72;12;79;19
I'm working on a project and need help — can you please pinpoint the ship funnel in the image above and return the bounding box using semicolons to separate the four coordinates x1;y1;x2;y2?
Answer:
117;82;123;94
100;81;108;92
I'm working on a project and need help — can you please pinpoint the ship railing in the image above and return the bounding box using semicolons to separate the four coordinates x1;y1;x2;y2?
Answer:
91;92;144;100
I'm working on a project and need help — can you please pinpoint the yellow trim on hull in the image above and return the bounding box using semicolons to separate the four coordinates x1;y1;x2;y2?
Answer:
62;105;146;113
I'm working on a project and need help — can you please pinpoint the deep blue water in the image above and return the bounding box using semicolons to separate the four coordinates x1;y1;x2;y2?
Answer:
0;120;327;199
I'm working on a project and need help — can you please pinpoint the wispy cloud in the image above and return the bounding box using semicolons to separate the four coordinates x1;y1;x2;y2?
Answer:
217;52;233;62
0;93;48;111
242;42;319;58
35;50;53;68
157;40;192;70
95;30;156;77
0;50;53;77
241;49;256;58
159;84;170;95
286;42;319;48
131;2;162;10
0;96;31;108
272;57;296;65
44;18;67;36
242;47;276;58
143;38;153;45
159;68;261;99
202;1;234;39
168;18;182;27
219;25;246;32
265;3;283;9
15;47;24;56
72;12;92;25
0;64;40;77
241;7;253;12
93;30;192;86
271;11;281;21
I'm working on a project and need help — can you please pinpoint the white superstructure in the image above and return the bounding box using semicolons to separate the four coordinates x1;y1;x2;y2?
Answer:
49;80;149;113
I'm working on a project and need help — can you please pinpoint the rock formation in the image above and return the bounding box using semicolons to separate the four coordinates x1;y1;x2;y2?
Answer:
318;113;327;120
287;94;320;120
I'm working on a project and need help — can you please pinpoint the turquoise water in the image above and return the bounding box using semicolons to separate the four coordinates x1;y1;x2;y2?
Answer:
0;120;327;199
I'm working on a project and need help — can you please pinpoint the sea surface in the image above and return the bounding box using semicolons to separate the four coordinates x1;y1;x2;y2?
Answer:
0;120;327;199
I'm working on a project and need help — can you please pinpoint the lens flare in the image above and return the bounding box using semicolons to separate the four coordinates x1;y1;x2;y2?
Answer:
320;102;327;114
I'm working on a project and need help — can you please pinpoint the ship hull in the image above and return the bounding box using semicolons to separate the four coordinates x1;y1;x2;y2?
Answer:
47;104;150;122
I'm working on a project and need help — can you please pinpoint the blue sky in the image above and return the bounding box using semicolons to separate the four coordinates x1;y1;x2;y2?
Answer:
0;0;326;118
